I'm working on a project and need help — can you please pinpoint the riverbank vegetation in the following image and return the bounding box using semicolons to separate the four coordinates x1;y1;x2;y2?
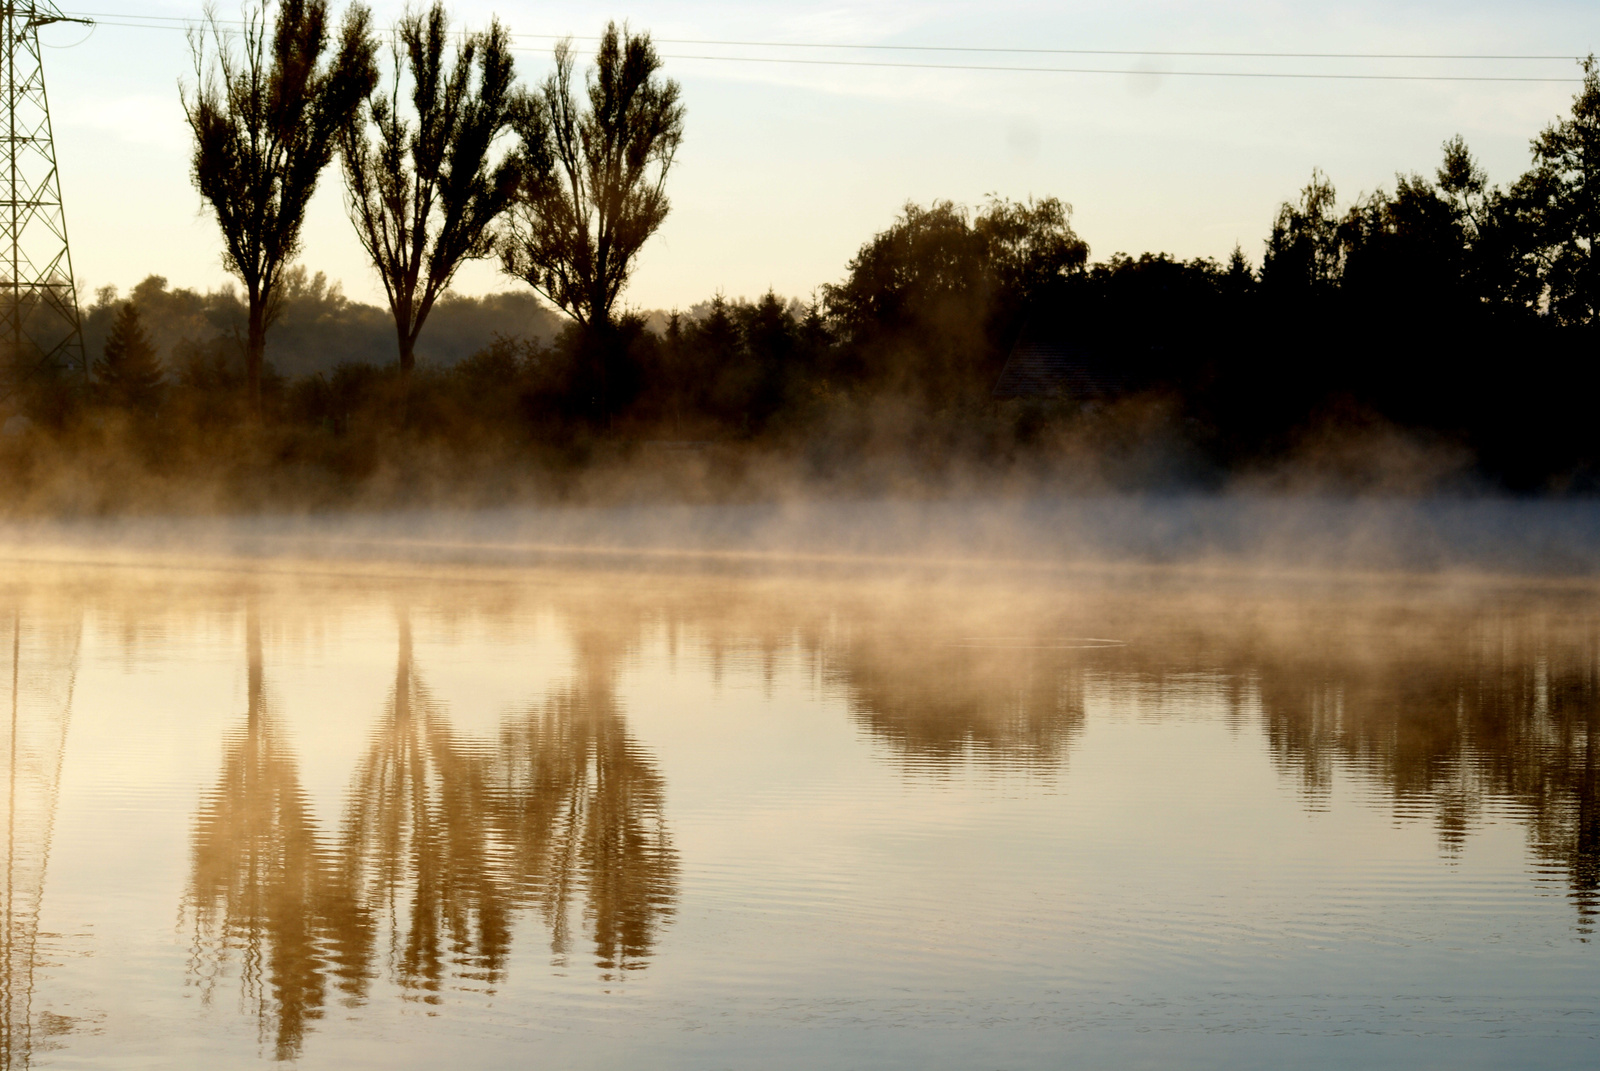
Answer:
0;1;1596;513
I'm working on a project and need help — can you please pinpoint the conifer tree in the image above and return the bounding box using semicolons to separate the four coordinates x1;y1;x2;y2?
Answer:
94;303;164;410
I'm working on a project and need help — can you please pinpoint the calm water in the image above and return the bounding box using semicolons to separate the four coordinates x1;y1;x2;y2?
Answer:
0;557;1596;1069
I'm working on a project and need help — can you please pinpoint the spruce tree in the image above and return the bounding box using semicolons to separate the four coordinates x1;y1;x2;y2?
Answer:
95;303;164;410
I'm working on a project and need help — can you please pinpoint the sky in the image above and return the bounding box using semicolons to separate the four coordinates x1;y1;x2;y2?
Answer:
41;0;1600;314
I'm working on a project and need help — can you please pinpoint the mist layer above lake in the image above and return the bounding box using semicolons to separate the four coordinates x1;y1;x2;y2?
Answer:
0;552;1595;1069
12;494;1600;578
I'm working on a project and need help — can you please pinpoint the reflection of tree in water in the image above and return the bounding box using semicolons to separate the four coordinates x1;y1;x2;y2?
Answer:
485;626;677;978
771;584;1596;931
631;582;1600;934
832;637;1088;769
188;603;677;1056
641;589;1092;772
337;613;675;989
1242;612;1600;932
185;608;363;1061
0;612;79;1071
339;616;510;999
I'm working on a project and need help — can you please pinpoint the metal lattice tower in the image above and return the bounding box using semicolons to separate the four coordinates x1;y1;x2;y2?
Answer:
0;2;88;397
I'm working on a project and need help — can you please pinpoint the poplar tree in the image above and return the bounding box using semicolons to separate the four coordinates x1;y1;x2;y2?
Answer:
339;3;523;385
500;23;685;332
183;0;377;417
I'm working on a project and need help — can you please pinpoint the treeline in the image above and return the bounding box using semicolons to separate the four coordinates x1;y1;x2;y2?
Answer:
1;3;1597;506
83;270;561;379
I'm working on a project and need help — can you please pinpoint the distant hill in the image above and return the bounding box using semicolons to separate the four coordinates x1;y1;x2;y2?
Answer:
84;271;567;378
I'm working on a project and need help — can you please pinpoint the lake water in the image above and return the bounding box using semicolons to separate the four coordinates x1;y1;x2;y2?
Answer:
0;552;1596;1069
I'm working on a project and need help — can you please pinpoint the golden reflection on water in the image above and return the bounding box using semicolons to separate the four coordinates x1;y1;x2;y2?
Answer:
1242;604;1599;928
185;605;360;1060
834;637;1088;766
183;600;678;1059
0;562;1594;1064
704;573;1599;932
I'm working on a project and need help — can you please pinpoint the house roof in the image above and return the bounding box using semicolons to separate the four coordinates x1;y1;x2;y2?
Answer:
991;332;1122;401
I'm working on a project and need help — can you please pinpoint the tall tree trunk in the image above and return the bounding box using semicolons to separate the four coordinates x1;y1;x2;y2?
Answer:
246;299;267;421
396;324;416;376
396;325;416;425
588;282;612;427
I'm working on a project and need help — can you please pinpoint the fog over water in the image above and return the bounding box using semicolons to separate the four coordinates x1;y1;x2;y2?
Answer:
0;497;1596;1068
9;494;1600;575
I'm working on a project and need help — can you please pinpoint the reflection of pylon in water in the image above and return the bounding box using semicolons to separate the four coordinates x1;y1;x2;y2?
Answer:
0;611;78;1070
0;2;91;400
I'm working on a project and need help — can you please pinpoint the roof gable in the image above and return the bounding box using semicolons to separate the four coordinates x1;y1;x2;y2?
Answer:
991;331;1123;401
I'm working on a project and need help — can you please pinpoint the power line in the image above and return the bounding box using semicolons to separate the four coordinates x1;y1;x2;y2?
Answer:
507;38;1590;64
650;54;1580;83
61;10;1588;62
58;10;1590;83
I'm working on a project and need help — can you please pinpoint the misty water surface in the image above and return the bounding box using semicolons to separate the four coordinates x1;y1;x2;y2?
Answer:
0;558;1595;1069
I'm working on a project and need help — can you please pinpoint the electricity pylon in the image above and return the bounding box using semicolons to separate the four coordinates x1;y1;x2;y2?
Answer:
0;2;89;399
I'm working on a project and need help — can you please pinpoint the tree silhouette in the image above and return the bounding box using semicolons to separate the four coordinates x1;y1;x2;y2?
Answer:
93;302;164;410
1437;135;1490;235
183;0;377;417
823;197;1086;398
975;195;1090;308
825;201;990;347
1337;172;1469;314
500;22;684;334
339;3;524;390
1261;168;1343;297
1526;54;1600;325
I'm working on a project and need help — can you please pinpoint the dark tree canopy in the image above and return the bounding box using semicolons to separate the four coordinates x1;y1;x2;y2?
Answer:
825;201;991;345
827;197;1087;339
183;0;377;415
94;303;164;410
339;2;522;380
1261;168;1342;298
1526;54;1600;325
822;196;1088;396
1337;173;1470;311
500;23;685;331
976;195;1091;309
